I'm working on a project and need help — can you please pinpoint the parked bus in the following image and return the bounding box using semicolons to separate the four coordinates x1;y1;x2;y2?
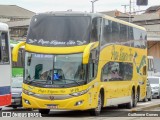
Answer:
12;12;147;115
0;22;11;110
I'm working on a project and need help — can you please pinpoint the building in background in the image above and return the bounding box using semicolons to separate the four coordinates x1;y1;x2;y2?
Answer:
0;5;35;40
101;10;130;22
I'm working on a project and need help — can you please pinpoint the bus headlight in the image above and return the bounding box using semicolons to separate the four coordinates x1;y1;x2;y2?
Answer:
23;89;35;96
70;87;91;96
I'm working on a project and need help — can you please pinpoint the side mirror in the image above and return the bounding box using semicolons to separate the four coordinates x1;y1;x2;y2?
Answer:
82;42;99;64
12;41;25;62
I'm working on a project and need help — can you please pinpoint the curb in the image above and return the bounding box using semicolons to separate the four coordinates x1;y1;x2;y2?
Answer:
131;103;160;112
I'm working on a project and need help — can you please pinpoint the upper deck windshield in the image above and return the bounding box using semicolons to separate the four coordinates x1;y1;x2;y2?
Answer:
24;52;87;88
26;15;91;47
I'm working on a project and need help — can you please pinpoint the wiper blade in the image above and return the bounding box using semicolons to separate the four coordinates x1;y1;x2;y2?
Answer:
64;79;81;86
25;79;38;84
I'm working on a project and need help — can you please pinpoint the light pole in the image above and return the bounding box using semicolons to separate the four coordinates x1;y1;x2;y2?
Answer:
129;0;132;22
91;0;98;13
121;4;129;13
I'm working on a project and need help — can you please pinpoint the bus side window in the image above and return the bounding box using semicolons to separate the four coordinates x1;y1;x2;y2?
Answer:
91;17;102;42
132;28;146;49
0;32;9;63
120;24;127;43
89;49;98;82
112;21;120;42
101;19;112;46
0;32;1;62
102;62;133;81
127;26;133;46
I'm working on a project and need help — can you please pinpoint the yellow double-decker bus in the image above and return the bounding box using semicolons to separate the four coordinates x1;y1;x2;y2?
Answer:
12;12;147;116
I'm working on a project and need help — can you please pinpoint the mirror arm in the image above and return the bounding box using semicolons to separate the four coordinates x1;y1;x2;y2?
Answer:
83;41;99;64
12;41;26;62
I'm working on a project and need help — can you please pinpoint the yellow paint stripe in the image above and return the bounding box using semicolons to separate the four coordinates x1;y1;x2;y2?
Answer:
25;44;87;54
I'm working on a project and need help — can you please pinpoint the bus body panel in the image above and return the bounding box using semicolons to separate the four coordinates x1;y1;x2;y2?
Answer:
22;81;100;110
12;12;147;111
99;44;147;106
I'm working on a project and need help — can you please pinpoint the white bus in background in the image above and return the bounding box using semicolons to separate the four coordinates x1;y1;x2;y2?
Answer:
0;22;11;110
148;56;160;77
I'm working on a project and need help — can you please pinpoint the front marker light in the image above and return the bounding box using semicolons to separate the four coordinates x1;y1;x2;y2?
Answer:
24;99;30;105
75;100;83;106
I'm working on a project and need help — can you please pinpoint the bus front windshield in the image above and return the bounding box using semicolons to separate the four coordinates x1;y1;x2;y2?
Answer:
25;52;87;88
26;15;91;47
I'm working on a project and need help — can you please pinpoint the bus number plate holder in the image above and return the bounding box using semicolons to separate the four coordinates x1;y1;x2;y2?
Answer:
47;104;58;109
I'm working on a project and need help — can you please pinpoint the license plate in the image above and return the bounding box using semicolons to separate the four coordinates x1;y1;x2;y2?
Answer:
47;104;58;109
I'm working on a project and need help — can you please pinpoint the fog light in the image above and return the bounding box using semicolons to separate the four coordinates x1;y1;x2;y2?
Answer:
75;100;83;106
24;99;30;105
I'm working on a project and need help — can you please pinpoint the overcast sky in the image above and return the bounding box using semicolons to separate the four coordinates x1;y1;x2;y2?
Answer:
0;0;160;13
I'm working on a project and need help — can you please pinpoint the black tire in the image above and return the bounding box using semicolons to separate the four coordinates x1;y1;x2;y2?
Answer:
143;95;148;102
126;91;134;109
27;108;33;111
0;108;2;111
158;94;160;99
133;90;138;107
90;93;102;116
118;104;126;108
38;109;50;115
148;95;152;101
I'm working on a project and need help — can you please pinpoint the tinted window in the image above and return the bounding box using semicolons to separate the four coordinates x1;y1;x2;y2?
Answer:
128;27;134;41
0;32;9;64
100;18;146;49
27;15;91;46
120;24;127;42
91;17;102;42
112;22;120;42
132;28;147;48
102;62;133;81
101;19;112;45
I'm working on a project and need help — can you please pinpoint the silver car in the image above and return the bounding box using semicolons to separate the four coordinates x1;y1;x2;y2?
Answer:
7;77;23;109
148;76;160;99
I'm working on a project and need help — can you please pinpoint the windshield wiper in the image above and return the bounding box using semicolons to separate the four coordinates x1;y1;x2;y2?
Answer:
25;79;39;84
63;79;81;86
26;79;48;85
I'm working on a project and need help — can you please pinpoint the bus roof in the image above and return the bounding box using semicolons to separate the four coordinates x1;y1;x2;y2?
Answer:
0;22;8;31
35;12;146;31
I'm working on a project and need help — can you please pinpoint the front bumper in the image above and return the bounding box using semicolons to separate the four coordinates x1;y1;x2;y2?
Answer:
22;92;94;110
10;97;22;107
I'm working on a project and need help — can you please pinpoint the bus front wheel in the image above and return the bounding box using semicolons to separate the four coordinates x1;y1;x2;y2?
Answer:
90;93;102;116
38;109;50;115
